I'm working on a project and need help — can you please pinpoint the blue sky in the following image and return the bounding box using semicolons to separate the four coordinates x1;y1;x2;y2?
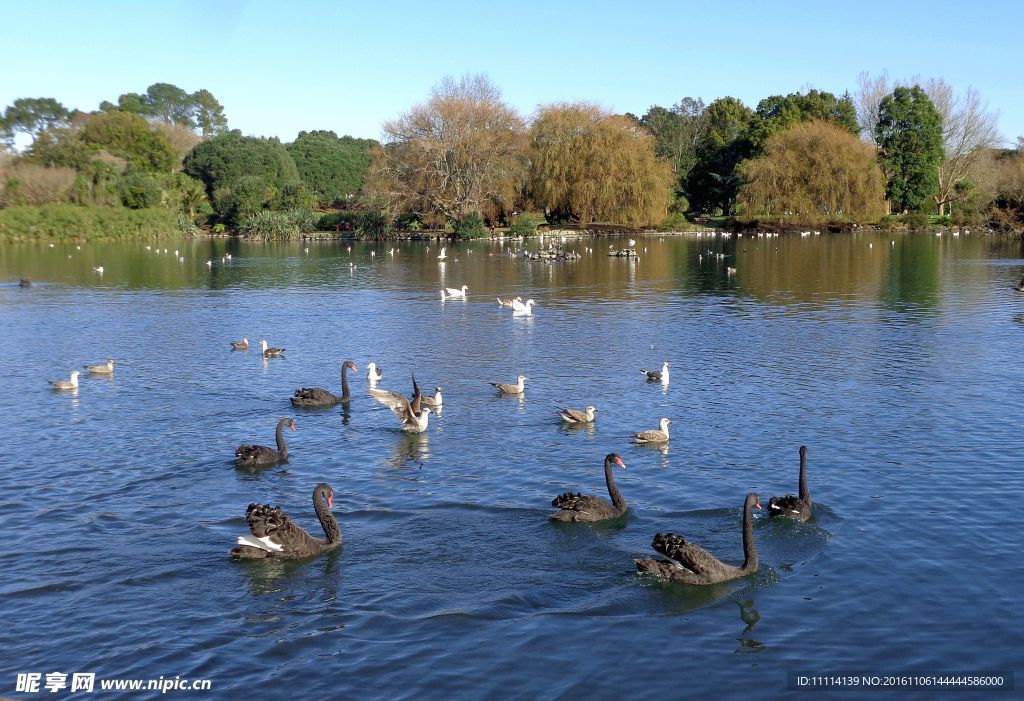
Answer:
2;0;1022;145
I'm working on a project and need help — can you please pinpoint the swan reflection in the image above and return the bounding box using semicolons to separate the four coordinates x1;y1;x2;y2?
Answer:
734;597;766;654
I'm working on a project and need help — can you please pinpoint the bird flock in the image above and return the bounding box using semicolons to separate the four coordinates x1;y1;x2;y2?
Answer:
42;237;820;586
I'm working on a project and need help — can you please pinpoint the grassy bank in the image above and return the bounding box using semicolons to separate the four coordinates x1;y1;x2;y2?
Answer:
0;205;183;243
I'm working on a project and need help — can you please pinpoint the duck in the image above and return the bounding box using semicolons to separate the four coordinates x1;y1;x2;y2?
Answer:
49;370;80;390
291;360;358;408
235;418;296;467
641;362;670;384
767;445;813;521
366;362;383;383
631;418;670;443
260;340;285;358
557;405;597;424
230;483;341;559
497;296;522;307
490;375;527;395
441;284;469;299
635;493;762;585
511;298;535;314
550;453;627;522
230;337;249;350
84;359;115;374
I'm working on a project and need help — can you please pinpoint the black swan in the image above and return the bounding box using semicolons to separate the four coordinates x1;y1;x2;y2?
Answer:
291;360;358;407
550;453;627;522
768;445;812;521
636;493;762;585
230;483;341;559
235;418;296;466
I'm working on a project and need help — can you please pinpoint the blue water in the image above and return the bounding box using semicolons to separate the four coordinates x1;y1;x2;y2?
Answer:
1;232;1022;699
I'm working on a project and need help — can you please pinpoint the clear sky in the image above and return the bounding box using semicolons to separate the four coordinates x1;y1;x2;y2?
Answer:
2;0;1022;145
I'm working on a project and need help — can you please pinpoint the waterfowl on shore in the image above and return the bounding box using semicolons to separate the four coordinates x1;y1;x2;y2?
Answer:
230;337;249;350
641;362;670;384
557;405;597;424
49;370;80;390
84;359;115;374
631;418;670;443
636;493;762;585
768;445;813;521
230;483;341;559
260;340;285;358
550;453;627;522
490;375;527;395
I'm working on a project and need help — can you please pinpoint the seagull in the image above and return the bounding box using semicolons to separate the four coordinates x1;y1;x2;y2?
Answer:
49;370;80;391
438;247;447;260
628;239;636;247
631;418;671;443
93;266;104;274
84;359;115;374
366;362;383;383
557;405;597;424
259;340;285;358
490;375;528;395
641;362;670;384
206;260;213;267
497;296;522;307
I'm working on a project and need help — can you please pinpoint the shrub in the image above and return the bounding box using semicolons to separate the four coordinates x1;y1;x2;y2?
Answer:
659;211;691;231
237;207;316;239
0;204;179;241
507;212;541;236
316;211;358;231
903;211;930;230
355;210;391;238
119;173;163;209
453;211;488;239
0;162;76;206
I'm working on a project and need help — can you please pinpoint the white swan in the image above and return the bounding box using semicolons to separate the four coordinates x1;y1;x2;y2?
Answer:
441;284;468;299
511;298;535;314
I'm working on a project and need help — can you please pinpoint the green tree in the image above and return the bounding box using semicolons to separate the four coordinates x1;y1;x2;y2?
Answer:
286;130;376;204
80;111;177;172
118;173;163;209
686;96;754;214
633;97;707;179
875;86;944;213
102;84;228;136
183;131;301;224
750;89;858;151
1;97;73;147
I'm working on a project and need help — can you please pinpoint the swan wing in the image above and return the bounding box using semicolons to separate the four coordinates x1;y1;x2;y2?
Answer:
651;532;724;577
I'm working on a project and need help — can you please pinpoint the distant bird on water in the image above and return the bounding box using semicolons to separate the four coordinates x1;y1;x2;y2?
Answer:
260;340;285;358
231;337;249;351
441;284;468;299
84;359;115;374
641;362;670;384
49;370;80;391
1014;275;1024;292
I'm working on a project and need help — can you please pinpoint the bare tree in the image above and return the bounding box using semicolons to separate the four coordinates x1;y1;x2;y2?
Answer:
923;79;1001;214
374;74;526;222
855;71;891;144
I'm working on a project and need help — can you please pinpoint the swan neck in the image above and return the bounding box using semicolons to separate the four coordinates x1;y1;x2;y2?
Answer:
604;458;625;510
741;503;758;572
798;450;810;503
275;421;288;457
314;490;342;545
341;364;350;400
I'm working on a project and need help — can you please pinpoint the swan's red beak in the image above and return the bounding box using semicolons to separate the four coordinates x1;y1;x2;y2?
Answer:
327;495;334;508
290;423;297;431
755;502;762;509
615;457;626;469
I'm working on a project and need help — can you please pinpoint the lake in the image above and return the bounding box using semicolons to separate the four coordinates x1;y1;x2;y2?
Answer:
1;230;1021;699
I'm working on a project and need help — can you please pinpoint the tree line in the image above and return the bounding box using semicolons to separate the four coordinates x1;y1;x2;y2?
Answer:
2;74;1023;238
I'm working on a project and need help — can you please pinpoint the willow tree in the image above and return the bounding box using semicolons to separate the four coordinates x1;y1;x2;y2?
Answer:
738;120;886;225
530;103;673;227
374;74;526;224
